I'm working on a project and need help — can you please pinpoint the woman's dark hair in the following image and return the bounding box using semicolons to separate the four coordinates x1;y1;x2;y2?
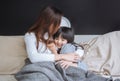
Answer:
27;5;63;49
53;26;74;43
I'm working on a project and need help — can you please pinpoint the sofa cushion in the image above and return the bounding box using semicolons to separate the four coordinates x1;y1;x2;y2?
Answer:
0;75;17;81
0;36;27;74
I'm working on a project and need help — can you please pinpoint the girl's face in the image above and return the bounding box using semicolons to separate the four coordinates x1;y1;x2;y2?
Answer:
54;35;67;48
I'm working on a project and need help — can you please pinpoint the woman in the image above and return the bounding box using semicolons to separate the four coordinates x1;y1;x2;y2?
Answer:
15;6;114;81
24;5;80;63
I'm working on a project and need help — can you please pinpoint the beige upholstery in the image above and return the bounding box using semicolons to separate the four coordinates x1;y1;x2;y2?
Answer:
0;35;97;81
1;34;119;81
0;75;17;81
0;36;27;75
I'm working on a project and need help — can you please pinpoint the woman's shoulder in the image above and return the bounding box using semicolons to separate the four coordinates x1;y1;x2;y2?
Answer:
24;32;36;40
25;32;35;37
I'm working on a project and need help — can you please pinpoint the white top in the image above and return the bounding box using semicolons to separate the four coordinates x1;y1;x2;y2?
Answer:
24;32;84;63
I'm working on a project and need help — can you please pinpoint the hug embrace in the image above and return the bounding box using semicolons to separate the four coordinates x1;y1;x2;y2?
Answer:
15;5;119;81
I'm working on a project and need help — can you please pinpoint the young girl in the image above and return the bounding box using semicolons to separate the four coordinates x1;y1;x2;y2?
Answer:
48;26;88;71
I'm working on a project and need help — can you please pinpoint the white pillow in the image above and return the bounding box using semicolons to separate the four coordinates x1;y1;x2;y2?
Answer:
60;16;71;28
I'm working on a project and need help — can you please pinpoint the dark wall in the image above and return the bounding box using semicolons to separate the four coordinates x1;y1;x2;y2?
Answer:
0;0;120;35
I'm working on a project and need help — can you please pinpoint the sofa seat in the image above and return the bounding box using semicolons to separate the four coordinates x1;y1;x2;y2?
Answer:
0;36;27;81
0;75;17;81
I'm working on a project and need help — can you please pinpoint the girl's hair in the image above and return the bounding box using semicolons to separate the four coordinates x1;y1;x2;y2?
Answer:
27;5;63;49
53;26;84;49
53;26;74;43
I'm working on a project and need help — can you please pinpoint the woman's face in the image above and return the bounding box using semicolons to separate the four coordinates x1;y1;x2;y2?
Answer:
49;24;60;35
54;35;67;48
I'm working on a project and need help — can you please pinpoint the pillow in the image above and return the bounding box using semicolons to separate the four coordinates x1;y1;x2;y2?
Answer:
0;36;27;74
82;31;120;75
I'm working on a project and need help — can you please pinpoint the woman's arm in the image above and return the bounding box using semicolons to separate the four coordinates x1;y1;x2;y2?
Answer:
24;33;55;63
46;42;80;62
59;60;78;69
55;53;79;62
24;33;79;63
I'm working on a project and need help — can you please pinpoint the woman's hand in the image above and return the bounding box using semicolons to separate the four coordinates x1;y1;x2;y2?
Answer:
56;60;77;69
47;42;58;54
61;53;80;62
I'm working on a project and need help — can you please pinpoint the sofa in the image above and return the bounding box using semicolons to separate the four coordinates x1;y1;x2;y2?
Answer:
0;36;27;81
0;31;120;81
0;35;99;81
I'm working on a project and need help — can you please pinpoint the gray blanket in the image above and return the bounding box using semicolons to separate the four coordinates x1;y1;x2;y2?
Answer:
15;60;114;81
